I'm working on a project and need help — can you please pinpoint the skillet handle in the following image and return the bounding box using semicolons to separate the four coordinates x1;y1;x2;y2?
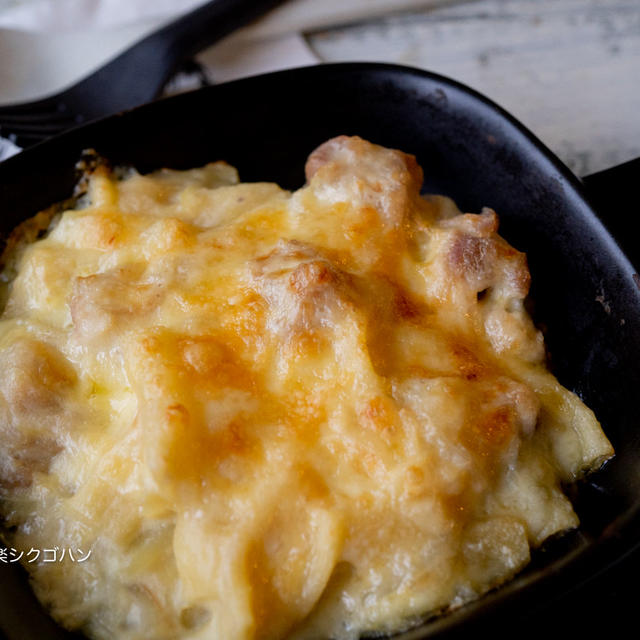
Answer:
147;0;287;71
72;0;289;118
581;157;640;268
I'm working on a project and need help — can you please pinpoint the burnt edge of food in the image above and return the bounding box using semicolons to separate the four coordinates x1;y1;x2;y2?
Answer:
0;150;112;313
73;148;113;198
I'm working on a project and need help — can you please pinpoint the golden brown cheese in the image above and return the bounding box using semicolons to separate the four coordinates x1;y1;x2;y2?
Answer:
0;137;612;639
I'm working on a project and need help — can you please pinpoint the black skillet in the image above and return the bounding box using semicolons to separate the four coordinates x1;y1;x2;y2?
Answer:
1;63;639;639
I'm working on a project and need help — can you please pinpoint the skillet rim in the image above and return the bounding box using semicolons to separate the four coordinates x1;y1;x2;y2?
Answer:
1;61;639;638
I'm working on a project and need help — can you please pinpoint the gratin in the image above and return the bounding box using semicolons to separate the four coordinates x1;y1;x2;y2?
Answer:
0;136;612;639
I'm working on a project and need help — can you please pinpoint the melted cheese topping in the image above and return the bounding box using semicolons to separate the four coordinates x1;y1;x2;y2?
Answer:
0;137;612;639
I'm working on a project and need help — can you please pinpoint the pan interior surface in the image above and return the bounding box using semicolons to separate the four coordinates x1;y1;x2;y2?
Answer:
0;63;639;639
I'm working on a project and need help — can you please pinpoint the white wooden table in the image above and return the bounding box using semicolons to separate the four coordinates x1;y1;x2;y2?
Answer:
306;0;640;177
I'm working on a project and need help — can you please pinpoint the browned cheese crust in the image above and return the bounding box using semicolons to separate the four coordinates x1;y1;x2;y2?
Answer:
0;137;612;640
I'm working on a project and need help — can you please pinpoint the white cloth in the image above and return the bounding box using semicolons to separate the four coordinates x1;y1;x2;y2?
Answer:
0;136;20;161
0;0;443;34
0;0;204;31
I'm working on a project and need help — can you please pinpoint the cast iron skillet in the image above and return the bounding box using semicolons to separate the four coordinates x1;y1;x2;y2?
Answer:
1;63;639;639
